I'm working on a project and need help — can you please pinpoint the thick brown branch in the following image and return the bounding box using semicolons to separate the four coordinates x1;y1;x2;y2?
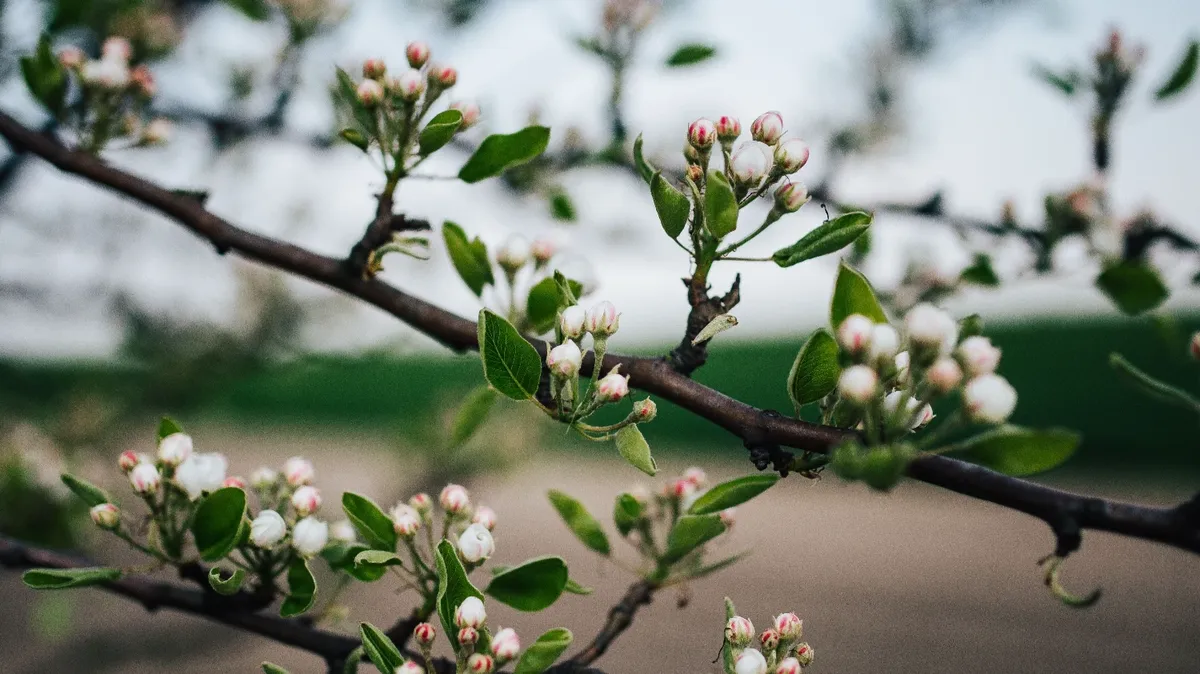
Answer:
2;109;1198;561
559;580;655;669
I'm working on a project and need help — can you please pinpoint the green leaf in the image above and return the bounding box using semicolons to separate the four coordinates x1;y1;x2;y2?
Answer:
335;67;378;134
485;556;569;611
459;126;551;183
261;663;290;674
651;172;690;239
360;622;405;673
666;43;717;67
323;543;387;582
948;426;1080;477
564;578;593;595
663;515;726;565
354;550;405;570
830;261;887;327
224;0;272;21
23;567;121;590
960;253;1000;286
771;211;872;267
1096;261;1168;316
959;314;984;339
553;270;581;305
687;474;779;515
527;277;566;334
449;385;499;448
191;487;247;562
339;128;369;152
435;540;485;649
157;416;184;441
1110;353;1200;412
690;552;750;580
632;134;655;184
787;329;841;411
443;221;494;296
280;558;317;617
59;473;111;507
547;490;610;555
1031;63;1081;96
208;567;246;596
612;493;643;537
704;171;739;239
1155;39;1199;101
477;309;543;400
419;109;464;155
614;424;657;476
513;628;573;674
20;35;67;116
341;492;397;552
548;187;577;221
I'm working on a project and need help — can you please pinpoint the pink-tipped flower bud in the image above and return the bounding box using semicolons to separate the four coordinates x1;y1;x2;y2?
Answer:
585;300;620;337
496;235;531;272
795;643;814;667
466;653;494;673
405;41;430;68
90;503;120;530
596;369;630;403
775;657;801;674
458;522;496;563
428;63;457;88
736;648;769;674
291;485;322;516
156;432;192;467
720;507;736;527
726;616;755;646
414;621;437;646
963;374;1017;424
283;457;314;486
750;111;785;145
926;357;964;394
392;69;426;102
82;57;129;88
957;336;1001;377
559;305;587;340
250;510;287;548
409;492;432;513
250;466;278;489
773;613;803;640
546;340;583;379
131;65;155;97
687;164;704;183
222;476;247;489
392;504;422;536
102;37;132;63
838;365;878;405
632;398;657;422
396;663;424;674
759;628;781;651
458;626;480;647
683;466;707;487
774;182;808;213
356;78;384;106
773;139;810;174
837;314;875;356
490;627;521;661
905;303;958;356
449;100;481;129
362;58;387;80
1190;332;1200;361
129;463;161;494
454;596;487;628
530;236;555;265
730;141;772;187
715;115;741;143
687;118;717;150
666;478;696;501
883;391;934;431
440;484;471;514
118;450;140;472
472;506;498;531
58;46;84;70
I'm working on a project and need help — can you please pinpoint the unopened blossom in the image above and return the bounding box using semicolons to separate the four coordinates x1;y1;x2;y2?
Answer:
837;314;875;356
466;653;494;673
926;357;964;394
427;63;457;87
750;111;784;145
715;115;741;142
405;41;430;68
330;519;357;543
102;37;132;62
395;663;423;674
894;351;911;381
838;365;878;405
82;57;130;89
632;398;657;421
471;506;497;531
58;46;84;70
905;303;958;356
883;391;934;431
547;340;583;379
361;58;386;79
775;657;801;674
283;457;314;486
683;466;707;487
666;478;696;501
868;324;901;362
957;336;1002;376
440;484;470;514
414;622;437;646
596;369;630;402
585;301;620;337
491;627;520;661
409;492;432;514
774;613;803;640
458;626;479;646
250;510;287;548
774;138;810;173
141;119;170;145
291;485;322;516
458;522;496;563
175;453;227;500
719;507;736;527
391;504;422;536
735;648;769;674
454;596;487;628
496;235;531;271
795;643;814;666
393;69;425;102
130;65;155;97
559;305;586;340
727;616;754;646
356;79;384;106
118;450;140;472
963;374;1017;424
687;118;717;150
250;466;278;489
530;236;555;264
759;628;780;650
129;462;161;494
156;432;192;467
774;182;808;213
730;141;772;187
292;517;329;557
222;476;247;489
450;100;481;129
90;503;120;530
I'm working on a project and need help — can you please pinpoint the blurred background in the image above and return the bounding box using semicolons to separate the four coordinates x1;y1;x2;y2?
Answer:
1;0;1199;672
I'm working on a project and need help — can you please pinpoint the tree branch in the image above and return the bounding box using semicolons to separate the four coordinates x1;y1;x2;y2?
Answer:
560;580;655;669
1;109;1198;563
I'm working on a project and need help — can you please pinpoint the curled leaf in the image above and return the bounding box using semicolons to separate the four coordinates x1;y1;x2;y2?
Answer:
1041;555;1101;608
691;314;738;346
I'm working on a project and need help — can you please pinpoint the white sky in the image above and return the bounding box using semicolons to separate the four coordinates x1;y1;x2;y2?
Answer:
2;0;1199;358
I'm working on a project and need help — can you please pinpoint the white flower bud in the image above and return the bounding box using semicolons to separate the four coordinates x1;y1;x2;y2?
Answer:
283;457;314;486
837;314;875;356
585;300;620;337
395;663;424;674
454;596;487;628
926;357;964;394
559;305;586;340
291;485;322;516
102;37;132;63
795;643;814;667
466;653;494;673
547;340;583;379
773;139;810;173
458;522;496;563
957;336;1001;377
595;369;629;402
838;365;878;404
90;503;120;530
894;351;911;382
440;484;471;514
362;58;387;80
356;79;384;106
490;627;521;661
687;118;717;150
730;141;772;187
719;507;736;527
330;519;357;543
775;657;801;674
715;115;741;142
735;648;768;674
726;616;755;646
963;374;1017;424
118;450;140;472
250;510;287;548
471;506;497;531
750;111;785;145
129;462;160;494
683;466;707;487
774;182;808;213
391;504;422;536
409;492;433;513
157;432;192;467
405;41;430;68
868;324;900;363
292;517;329;557
449;100;481;129
393;69;426;102
496;235;531;271
250;466;278;489
82;57;130;89
904;303;958;356
223;476;246;489
883;391;934;430
773;612;803;640
174;453;228;500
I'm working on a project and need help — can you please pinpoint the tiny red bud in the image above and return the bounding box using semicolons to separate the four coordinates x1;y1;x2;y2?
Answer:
715;115;741;142
687;118;716;150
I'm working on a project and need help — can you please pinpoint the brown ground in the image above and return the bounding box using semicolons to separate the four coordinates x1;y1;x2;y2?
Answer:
2;430;1198;673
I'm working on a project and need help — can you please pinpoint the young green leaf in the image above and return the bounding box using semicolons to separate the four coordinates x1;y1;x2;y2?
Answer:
547;490;610;555
354;550;405;570
527;276;566;334
19;35;67;116
651;172;690;239
612;493;643;537
59;473;111;507
513;628;574;674
960;253;1000;286
830;261;887;327
335;67;378;134
662;514;726;565
208;567;246;596
553;270;582;305
614;424;657;476
157;416;185;440
665;43;717;67
771;211;872;267
324;543;387;582
360;621;405;673
1110;353;1200;412
339;128;369;152
225;0;272;21
341;492;397;552
959;314;985;339
946;426;1079;477
449;385;499;448
1031;63;1081;97
485;556;569;611
1155;39;1199;101
704;171;739;239
548;187;577;221
477;309;543;400
435;539;485;649
459;126;551;183
23;567;121;590
689;552;750;580
632;134;656;184
191;487;248;562
443;221;494;296
787;329;840;412
280;558;317;617
418;109;464;155
1096;261;1168;315
564;578;594;595
261;663;290;674
687;474;779;515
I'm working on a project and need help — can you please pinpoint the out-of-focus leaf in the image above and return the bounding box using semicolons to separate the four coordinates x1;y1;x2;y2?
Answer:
1155;39;1199;101
665;43;717;67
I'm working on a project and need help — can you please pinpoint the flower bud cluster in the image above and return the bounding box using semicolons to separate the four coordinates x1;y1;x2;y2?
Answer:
723;602;815;674
442;596;522;667
614;467;734;571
